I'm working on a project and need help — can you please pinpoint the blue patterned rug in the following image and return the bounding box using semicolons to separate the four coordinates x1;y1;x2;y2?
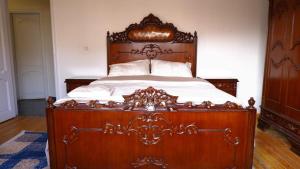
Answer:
0;131;48;169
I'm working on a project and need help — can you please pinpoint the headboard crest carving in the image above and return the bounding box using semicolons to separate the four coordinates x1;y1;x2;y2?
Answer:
119;44;187;60
107;13;197;43
107;13;198;77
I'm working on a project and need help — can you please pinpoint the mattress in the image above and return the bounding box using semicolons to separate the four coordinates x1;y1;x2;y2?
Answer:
55;75;242;106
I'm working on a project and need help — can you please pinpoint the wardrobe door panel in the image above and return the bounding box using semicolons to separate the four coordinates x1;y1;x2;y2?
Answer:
265;0;290;112
265;48;285;112
269;0;290;46
285;1;300;121
289;0;300;49
285;53;300;121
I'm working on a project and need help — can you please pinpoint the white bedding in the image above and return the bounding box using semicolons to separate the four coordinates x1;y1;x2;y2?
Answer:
55;75;241;106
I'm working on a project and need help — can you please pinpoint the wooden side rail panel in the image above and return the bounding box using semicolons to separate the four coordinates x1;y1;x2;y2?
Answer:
46;107;57;169
46;107;256;169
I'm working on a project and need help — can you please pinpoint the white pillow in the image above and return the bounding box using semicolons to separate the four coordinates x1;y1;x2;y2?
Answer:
108;59;150;76
151;60;193;77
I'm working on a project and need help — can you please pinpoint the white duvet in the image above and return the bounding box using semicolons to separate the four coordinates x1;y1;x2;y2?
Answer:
55;75;241;105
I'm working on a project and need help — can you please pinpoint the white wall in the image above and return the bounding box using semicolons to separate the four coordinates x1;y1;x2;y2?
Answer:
9;0;56;97
51;0;269;108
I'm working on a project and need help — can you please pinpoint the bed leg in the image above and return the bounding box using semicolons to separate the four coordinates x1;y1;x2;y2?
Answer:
46;96;57;169
257;117;270;131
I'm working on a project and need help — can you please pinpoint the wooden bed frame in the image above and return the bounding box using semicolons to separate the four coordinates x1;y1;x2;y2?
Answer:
47;14;256;169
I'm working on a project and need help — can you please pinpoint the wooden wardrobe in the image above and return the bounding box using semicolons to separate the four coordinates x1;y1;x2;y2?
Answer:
258;0;300;155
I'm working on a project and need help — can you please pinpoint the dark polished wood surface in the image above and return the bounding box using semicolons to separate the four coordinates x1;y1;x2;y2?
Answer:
107;14;198;77
258;0;300;155
47;97;256;169
205;78;238;96
65;78;97;93
48;14;256;169
2;116;300;169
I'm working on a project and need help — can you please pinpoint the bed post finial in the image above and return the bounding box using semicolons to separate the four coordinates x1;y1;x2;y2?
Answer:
194;31;197;38
247;97;255;109
47;96;56;108
107;31;110;36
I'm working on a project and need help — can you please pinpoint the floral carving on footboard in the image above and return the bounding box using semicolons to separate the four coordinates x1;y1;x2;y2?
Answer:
123;86;178;111
63;113;238;146
62;112;240;169
55;87;256;169
131;156;168;169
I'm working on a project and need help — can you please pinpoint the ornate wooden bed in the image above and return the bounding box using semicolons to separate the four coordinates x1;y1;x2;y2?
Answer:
46;14;256;169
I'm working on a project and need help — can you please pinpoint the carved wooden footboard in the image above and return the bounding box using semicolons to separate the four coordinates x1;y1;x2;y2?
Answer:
46;87;256;169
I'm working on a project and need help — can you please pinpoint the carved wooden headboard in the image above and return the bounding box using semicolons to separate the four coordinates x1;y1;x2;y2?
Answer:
107;14;198;77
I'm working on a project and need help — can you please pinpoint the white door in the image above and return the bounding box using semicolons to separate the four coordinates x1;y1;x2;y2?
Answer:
0;0;17;122
11;13;46;99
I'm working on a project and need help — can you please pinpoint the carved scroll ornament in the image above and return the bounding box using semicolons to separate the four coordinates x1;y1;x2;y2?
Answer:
262;111;300;136
61;100;78;108
271;55;300;71
119;44;187;60
123;86;178;111
47;97;55;108
54;86;253;112
63;113;239;146
62;112;240;168
121;87;247;111
107;13;197;43
131;156;168;169
64;165;77;169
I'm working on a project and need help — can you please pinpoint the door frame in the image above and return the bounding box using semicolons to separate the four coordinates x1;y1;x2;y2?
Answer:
0;0;18;120
9;10;52;99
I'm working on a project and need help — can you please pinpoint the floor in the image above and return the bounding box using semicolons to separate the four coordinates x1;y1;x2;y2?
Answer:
253;128;300;169
0;116;300;169
18;99;47;116
0;116;46;144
